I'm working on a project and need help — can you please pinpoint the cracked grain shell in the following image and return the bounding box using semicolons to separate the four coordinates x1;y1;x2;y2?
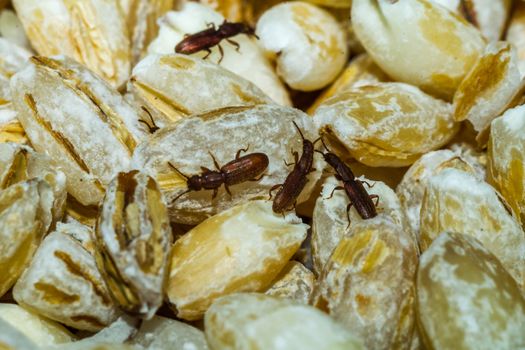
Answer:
12;0;131;87
352;0;485;100
205;293;364;350
166;200;308;320
0;179;53;297
264;261;314;304
132;104;324;225
420;168;525;288
13;221;120;331
311;215;418;350
417;232;525;349
129;53;273;126
11;56;146;206
314;82;458;167
312;175;409;274
95;170;172;319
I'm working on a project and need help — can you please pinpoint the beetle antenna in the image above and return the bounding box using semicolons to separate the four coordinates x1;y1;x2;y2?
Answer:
318;136;330;152
292;121;305;141
168;162;189;179
171;189;190;204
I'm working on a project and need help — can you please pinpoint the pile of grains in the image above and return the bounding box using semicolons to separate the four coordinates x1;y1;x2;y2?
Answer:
0;0;524;349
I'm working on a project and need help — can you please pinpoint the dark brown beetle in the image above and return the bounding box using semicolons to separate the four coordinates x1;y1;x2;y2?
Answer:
175;20;258;64
315;139;378;224
169;146;269;201
270;121;317;214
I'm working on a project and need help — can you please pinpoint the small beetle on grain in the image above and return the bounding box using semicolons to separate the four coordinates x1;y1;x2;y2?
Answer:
169;146;269;202
315;138;378;224
270;121;317;214
175;20;258;64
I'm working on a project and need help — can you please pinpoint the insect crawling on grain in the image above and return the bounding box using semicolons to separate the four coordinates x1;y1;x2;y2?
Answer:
169;146;269;202
175;20;258;64
315;138;378;225
270;121;317;214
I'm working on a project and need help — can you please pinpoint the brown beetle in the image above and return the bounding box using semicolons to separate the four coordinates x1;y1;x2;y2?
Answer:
169;146;269;201
315;139;378;223
270;121;317;213
175;20;258;63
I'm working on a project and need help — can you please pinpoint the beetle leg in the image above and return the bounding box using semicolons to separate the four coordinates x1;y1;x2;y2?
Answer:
203;48;212;60
235;145;250;159
208;151;222;171
326;186;344;200
370;194;380;207
250;173;266;182
218;44;225;64
360;180;375;188
283;159;295;167
268;184;282;199
293;150;299;164
211;188;219;199
224;184;232;197
227;39;241;52
346;202;354;229
206;22;216;29
172;189;190;203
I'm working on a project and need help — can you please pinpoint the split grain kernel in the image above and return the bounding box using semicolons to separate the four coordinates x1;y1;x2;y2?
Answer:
95;170;172;319
13;221;120;331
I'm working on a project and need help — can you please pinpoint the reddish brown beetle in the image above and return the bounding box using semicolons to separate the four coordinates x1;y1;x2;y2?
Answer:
169;146;269;202
270;121;317;214
175;20;258;63
315;139;378;224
